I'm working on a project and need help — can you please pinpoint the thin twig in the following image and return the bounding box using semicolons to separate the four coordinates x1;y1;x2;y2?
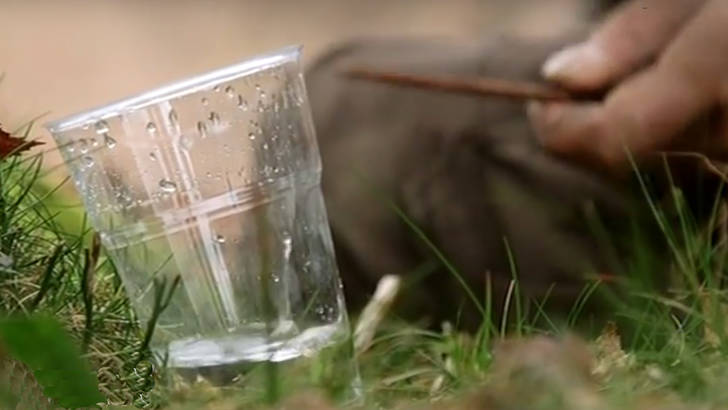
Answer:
343;67;602;102
660;151;728;184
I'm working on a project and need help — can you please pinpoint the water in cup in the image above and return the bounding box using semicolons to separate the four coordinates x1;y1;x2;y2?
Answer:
46;46;359;401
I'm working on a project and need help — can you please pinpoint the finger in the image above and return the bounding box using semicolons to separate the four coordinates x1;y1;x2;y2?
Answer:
530;68;710;170
528;101;611;168
531;0;728;169
542;0;705;91
658;0;728;96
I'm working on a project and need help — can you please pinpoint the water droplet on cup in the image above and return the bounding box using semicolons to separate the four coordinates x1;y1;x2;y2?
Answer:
225;86;235;98
197;121;208;138
78;139;89;153
159;179;177;193
208;111;220;125
146;122;157;135
213;85;221;92
95;120;110;134
248;132;256;140
214;234;226;244
237;95;248;111
104;134;117;148
149;152;157;161
201;97;209;106
82;156;94;167
168;109;179;127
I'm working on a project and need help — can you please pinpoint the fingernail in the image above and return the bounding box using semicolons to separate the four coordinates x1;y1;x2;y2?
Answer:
542;42;606;81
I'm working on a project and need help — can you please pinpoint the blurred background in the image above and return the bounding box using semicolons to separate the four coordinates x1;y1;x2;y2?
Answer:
0;0;593;206
0;0;588;132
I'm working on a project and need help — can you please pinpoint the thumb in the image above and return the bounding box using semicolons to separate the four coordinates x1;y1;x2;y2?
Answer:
530;0;728;170
542;0;704;91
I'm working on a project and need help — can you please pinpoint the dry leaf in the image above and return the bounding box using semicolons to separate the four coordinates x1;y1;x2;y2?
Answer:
354;274;401;354
592;321;634;379
0;123;43;159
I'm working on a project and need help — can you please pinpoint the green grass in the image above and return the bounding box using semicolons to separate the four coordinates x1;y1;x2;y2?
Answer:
0;125;157;407
4;131;728;409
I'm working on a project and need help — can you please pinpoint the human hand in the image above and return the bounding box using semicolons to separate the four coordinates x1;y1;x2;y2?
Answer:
528;0;728;172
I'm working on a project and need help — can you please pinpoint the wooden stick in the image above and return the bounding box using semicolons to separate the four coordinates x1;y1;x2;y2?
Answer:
343;67;600;102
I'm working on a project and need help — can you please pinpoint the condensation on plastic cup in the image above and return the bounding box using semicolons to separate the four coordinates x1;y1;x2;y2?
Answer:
46;45;359;400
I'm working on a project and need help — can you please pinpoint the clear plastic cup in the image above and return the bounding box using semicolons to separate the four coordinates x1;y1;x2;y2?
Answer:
45;46;358;400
